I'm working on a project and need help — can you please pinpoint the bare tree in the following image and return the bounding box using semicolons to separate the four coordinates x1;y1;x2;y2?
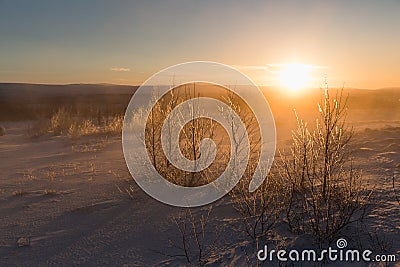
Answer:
278;87;372;242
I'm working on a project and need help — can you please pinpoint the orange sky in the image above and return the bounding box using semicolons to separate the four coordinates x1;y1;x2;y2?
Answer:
0;1;399;89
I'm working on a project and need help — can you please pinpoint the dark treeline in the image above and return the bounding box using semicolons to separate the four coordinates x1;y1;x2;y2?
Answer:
0;83;136;120
1;83;399;122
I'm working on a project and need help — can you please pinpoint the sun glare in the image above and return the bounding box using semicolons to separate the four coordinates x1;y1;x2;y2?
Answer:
278;63;311;92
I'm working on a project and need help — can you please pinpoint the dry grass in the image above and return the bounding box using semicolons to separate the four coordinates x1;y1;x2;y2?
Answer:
110;169;136;199
68;115;123;138
0;125;5;136
115;183;135;199
103;115;124;135
50;107;73;135
22;169;37;181
43;189;58;196
71;139;108;153
27;107;123;139
16;237;31;247
12;189;28;196
47;168;57;181
68;119;98;138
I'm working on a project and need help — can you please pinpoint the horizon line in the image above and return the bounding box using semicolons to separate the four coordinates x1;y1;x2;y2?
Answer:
1;82;400;91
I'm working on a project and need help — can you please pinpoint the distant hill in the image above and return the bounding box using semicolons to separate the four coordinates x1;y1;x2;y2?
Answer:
259;86;400;126
0;83;137;97
0;83;137;120
0;83;399;121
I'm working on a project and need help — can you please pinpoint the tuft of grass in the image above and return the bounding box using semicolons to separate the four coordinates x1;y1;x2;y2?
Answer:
12;190;28;196
47;169;57;181
102;115;123;136
68;119;98;138
0;125;5;136
43;189;58;196
50;107;73;135
17;237;30;247
22;169;37;180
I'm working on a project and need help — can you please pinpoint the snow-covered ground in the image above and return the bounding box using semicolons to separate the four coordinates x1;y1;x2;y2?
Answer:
0;120;399;266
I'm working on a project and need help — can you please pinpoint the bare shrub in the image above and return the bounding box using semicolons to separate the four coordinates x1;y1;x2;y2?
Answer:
231;173;287;241
129;84;286;263
224;91;288;243
278;87;372;242
144;84;220;187
129;85;226;264
171;207;219;266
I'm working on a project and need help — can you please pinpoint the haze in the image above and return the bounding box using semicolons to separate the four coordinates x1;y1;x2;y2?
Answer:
0;0;399;88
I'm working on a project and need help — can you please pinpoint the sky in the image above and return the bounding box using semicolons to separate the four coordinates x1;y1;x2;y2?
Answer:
0;0;399;88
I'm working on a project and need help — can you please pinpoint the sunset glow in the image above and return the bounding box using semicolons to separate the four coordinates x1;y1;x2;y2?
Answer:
278;63;311;92
0;2;399;266
0;2;399;88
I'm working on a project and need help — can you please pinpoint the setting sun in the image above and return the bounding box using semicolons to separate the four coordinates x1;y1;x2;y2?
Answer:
278;63;311;92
